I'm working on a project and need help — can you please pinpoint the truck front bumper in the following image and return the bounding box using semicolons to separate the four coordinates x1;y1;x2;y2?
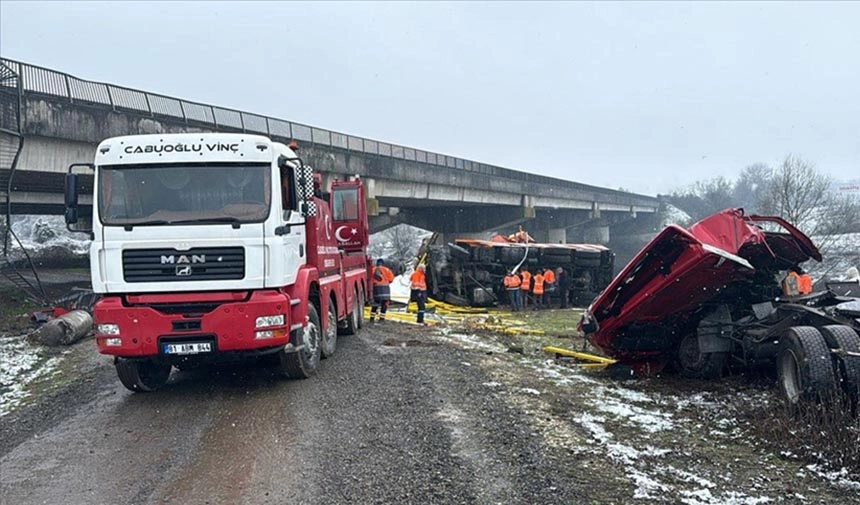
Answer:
93;290;294;357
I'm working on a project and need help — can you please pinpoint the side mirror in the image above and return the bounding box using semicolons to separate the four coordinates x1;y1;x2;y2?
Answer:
65;163;94;234
65;173;78;208
65;206;78;225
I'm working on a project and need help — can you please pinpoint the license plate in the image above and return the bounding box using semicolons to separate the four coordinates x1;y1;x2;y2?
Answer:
163;342;212;355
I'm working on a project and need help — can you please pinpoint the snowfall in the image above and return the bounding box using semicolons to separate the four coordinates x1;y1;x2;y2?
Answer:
2;214;860;504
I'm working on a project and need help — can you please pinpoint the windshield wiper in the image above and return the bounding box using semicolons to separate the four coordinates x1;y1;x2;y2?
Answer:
168;217;242;225
121;217;244;231
122;220;170;231
168;217;244;229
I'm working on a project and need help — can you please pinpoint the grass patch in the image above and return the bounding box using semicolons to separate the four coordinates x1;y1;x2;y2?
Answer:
0;288;39;333
455;307;603;358
513;308;585;337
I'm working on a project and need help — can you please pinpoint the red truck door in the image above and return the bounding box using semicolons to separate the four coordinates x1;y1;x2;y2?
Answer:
331;180;369;253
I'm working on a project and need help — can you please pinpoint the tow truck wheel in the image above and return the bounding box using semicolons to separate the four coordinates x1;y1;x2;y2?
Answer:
279;304;321;379
340;288;361;336
778;326;838;407
675;333;727;379
115;358;171;393
321;301;338;359
819;325;860;408
356;288;365;330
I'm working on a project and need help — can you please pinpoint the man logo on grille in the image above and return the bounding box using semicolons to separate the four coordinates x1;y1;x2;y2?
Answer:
176;265;192;276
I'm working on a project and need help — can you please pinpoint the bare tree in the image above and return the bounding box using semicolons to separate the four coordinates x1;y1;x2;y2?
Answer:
758;154;832;230
668;176;738;220
671;154;860;280
368;224;428;270
757;154;860;279
733;163;772;213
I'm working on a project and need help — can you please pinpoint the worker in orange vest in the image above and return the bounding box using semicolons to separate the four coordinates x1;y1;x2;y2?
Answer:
504;271;522;311
410;264;428;324
533;271;545;310
520;267;532;308
782;267;813;296
542;267;556;305
370;258;395;322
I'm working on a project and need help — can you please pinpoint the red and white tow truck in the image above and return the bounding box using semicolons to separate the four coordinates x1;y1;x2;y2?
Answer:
65;133;371;392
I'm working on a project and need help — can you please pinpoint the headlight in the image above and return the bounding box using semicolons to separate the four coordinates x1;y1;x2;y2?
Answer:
97;323;120;335
255;315;285;328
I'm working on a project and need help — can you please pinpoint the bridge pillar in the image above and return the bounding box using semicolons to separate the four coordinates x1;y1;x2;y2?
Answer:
583;224;610;245
547;228;566;244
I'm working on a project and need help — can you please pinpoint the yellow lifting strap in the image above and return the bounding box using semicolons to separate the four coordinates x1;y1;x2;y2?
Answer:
542;346;617;365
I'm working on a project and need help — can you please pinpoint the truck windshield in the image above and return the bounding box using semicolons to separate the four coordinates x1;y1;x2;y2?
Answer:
98;163;271;226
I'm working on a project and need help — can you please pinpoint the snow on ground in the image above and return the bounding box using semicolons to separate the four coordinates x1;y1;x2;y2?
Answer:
802;465;860;492
535;360;777;504
448;342;803;504
8;215;90;257
0;333;64;417
440;331;508;354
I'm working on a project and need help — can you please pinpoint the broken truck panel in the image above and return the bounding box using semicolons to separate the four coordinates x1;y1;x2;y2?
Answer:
583;208;830;366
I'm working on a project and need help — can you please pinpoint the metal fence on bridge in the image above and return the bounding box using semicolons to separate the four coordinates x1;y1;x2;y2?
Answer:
0;57;657;205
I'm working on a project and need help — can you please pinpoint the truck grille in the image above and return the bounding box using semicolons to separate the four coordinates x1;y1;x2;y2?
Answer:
122;247;245;282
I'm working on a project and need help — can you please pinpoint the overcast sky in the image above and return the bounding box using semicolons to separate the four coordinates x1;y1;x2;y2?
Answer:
2;1;858;195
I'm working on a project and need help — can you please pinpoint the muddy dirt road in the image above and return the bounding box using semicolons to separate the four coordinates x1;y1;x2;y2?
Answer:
1;324;583;505
4;306;860;504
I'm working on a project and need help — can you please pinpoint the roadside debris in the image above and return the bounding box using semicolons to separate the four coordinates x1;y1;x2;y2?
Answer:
27;310;93;346
542;345;617;370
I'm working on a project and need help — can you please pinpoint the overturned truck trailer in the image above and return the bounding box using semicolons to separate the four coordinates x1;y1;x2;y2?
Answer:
426;239;615;307
580;208;860;408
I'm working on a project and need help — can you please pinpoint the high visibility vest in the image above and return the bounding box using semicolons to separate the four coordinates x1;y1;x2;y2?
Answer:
533;274;545;295
543;269;555;284
373;266;394;286
520;271;531;291
410;270;427;290
798;273;812;294
504;274;521;289
783;271;813;296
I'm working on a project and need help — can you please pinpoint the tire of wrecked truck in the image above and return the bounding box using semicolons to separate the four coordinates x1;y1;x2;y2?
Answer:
115;357;172;393
541;251;573;265
279;304;322;379
572;257;602;268
674;333;727;380
499;247;532;265
448;243;471;262
819;325;860;409
777;326;838;407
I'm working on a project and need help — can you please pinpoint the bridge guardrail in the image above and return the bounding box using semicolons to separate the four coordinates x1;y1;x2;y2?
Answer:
0;57;658;207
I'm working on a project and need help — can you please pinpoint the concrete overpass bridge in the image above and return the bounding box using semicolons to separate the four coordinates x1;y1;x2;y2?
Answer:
0;58;660;245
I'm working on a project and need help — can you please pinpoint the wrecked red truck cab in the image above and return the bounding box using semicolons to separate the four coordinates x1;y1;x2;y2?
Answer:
580;208;860;406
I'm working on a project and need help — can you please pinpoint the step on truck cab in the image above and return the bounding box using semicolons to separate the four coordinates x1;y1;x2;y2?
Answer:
65;133;371;392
